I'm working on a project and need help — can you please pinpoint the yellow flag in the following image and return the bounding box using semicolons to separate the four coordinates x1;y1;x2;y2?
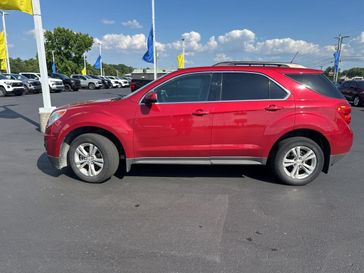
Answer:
0;32;7;71
81;66;87;75
0;0;33;15
177;53;184;69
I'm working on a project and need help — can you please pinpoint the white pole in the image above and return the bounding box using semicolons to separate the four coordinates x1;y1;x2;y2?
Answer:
1;11;11;74
32;0;54;132
51;50;55;63
152;0;157;80
98;42;103;76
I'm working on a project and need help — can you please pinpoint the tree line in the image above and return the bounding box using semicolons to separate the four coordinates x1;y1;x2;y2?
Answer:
324;66;364;80
9;27;133;76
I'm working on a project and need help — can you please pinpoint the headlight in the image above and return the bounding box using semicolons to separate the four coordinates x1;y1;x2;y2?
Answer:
47;109;67;127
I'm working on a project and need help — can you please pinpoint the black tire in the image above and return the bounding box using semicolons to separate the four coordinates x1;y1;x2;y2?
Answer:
14;90;23;96
353;96;361;107
68;133;119;183
88;83;96;90
0;86;7;97
270;137;324;186
64;84;72;92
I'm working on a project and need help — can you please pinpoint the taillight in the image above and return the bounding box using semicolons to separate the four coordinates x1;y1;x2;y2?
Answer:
130;81;136;91
337;104;352;124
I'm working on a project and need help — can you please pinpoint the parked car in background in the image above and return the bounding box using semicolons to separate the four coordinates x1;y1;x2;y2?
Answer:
52;73;81;92
4;73;41;94
45;61;353;186
88;75;112;89
116;77;130;88
20;72;64;93
0;74;25;96
105;76;121;88
70;75;103;90
338;80;364;107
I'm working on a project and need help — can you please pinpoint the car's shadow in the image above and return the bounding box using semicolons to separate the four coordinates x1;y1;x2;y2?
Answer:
37;153;282;185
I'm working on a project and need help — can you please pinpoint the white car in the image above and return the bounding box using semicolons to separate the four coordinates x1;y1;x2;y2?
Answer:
105;76;122;88
20;72;64;92
117;77;130;88
0;74;25;96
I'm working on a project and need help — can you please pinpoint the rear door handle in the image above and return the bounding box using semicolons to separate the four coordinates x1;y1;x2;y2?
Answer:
265;105;283;111
192;109;209;116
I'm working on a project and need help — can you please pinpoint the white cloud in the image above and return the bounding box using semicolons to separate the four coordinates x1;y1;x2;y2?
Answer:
101;19;115;25
217;29;255;43
122;19;143;29
250;38;320;55
214;53;232;62
95;34;147;51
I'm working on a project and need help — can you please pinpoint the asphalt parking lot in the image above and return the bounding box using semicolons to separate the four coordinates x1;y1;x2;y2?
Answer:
0;88;363;273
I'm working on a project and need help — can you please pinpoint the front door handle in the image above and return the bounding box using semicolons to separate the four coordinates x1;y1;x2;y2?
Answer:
265;105;283;112
192;109;209;116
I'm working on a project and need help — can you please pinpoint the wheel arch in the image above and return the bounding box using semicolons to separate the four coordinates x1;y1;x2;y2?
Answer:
267;129;331;173
59;126;126;170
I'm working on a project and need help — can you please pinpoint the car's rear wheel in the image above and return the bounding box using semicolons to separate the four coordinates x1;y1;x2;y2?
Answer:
88;83;96;90
271;137;324;186
68;133;119;183
353;96;361;107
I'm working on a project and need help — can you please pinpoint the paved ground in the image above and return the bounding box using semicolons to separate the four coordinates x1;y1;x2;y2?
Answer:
0;88;363;273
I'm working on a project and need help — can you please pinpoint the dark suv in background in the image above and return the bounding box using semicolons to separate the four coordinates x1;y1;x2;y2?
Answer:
52;73;81;92
339;80;364;107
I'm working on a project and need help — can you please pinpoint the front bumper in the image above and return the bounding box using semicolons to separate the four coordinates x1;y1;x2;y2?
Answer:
47;154;61;170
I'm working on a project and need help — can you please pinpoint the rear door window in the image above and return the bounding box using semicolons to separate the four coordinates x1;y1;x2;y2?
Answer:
286;73;344;99
221;73;287;100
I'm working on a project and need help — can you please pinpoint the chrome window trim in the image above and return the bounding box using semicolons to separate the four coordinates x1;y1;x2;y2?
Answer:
139;71;291;105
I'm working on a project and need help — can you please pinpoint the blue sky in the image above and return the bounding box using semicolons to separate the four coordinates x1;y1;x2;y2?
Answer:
4;0;364;70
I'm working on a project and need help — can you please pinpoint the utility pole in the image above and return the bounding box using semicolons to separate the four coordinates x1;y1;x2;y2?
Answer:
1;10;10;73
333;34;350;83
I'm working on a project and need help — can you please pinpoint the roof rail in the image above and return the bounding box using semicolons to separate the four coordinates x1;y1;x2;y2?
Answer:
213;61;305;68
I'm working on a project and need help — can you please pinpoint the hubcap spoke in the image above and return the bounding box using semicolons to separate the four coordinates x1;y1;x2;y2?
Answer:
74;142;104;177
283;146;317;180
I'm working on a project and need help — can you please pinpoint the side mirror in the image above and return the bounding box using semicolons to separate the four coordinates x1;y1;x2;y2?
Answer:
144;91;158;104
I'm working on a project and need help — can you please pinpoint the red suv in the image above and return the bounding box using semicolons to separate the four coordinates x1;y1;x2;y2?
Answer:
45;62;353;185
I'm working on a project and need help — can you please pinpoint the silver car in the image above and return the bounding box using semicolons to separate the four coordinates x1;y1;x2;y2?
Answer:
70;74;103;90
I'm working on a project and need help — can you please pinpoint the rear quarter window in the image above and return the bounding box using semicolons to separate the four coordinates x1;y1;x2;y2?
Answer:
286;74;344;99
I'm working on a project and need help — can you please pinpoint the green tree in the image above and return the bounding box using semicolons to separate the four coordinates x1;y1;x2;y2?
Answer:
44;27;94;75
341;67;364;78
10;57;39;73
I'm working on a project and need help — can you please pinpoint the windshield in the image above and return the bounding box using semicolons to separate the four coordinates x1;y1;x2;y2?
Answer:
55;73;69;80
0;74;7;80
89;75;100;79
14;74;28;81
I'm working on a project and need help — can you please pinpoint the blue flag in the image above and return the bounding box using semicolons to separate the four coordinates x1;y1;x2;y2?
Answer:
51;63;56;74
143;27;154;63
333;51;340;71
94;55;101;69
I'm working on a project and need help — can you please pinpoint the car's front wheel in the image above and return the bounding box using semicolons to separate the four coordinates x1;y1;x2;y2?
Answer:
68;133;119;183
271;137;324;186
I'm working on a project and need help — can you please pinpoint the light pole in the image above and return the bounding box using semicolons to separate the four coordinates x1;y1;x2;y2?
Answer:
0;10;10;73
